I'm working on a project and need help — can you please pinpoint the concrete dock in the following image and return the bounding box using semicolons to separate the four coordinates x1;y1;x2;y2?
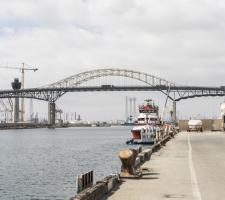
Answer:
104;132;225;200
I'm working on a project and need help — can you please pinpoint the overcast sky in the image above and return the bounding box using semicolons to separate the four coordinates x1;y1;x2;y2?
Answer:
0;0;225;121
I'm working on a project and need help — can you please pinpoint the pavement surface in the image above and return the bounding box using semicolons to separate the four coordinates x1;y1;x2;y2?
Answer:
104;132;225;200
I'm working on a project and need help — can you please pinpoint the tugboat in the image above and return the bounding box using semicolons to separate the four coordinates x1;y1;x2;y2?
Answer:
126;99;163;145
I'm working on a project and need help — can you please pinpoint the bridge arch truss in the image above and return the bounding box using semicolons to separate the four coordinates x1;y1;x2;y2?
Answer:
47;68;175;89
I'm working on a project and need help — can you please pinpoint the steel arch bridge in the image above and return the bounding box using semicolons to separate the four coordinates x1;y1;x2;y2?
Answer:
0;68;224;102
0;68;224;125
47;68;175;88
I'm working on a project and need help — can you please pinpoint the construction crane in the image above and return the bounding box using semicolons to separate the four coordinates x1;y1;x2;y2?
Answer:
0;63;38;121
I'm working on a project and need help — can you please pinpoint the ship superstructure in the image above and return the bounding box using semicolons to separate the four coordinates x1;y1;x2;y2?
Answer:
127;99;164;145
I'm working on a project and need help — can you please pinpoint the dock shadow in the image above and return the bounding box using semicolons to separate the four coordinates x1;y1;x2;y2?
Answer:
102;173;160;199
101;181;123;200
142;172;160;176
138;176;159;180
163;194;187;198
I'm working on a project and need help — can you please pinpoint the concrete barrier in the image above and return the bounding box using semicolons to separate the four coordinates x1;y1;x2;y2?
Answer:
135;157;141;168
138;153;145;163
212;119;223;131
151;132;175;152
142;149;152;161
70;175;120;200
178;120;189;131
139;149;151;161
152;142;161;152
138;146;142;153
135;149;152;167
98;175;120;193
202;119;213;131
160;135;171;145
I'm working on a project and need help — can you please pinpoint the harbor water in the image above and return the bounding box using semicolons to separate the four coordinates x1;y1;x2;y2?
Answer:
0;126;134;200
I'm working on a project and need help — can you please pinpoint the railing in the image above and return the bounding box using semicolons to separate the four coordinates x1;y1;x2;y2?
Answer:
76;171;94;193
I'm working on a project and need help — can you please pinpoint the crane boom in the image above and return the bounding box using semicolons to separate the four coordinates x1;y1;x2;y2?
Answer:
0;63;38;122
0;66;38;71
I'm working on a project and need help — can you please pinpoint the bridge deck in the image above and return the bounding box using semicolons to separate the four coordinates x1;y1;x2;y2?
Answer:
104;132;225;200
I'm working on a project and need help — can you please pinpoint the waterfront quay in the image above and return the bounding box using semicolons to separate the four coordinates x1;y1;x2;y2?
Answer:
103;132;225;200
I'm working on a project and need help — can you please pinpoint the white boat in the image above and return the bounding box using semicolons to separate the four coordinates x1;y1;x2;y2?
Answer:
126;99;163;145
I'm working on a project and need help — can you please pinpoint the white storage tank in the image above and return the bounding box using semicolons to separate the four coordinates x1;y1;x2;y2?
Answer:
188;120;203;132
221;102;225;116
221;102;225;130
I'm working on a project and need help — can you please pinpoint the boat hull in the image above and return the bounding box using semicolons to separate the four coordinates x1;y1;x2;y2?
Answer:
126;139;155;145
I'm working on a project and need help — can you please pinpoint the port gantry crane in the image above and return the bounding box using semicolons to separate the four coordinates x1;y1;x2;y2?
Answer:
0;63;38;121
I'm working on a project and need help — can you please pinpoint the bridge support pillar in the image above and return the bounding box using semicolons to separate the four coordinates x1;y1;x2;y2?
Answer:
14;98;20;123
172;100;176;122
48;102;56;126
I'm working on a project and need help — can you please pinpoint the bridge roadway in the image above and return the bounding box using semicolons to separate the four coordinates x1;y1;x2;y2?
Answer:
0;85;224;124
0;85;224;102
104;132;225;200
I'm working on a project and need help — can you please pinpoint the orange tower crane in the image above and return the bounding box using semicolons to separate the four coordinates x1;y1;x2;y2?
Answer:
0;63;38;121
